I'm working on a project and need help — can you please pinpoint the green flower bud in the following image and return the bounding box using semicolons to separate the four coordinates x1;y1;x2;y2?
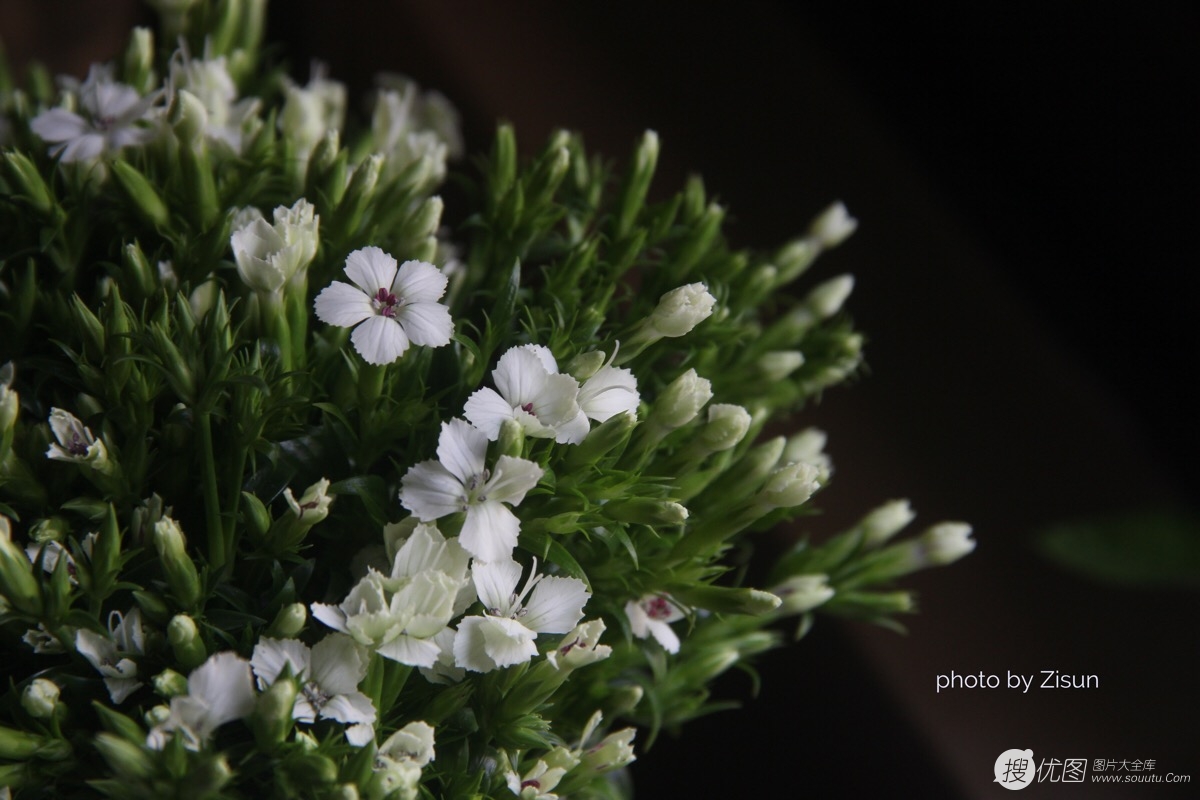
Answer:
579;727;637;773
918;522;976;566
697;403;751;453
153;518;201;608
241;491;271;540
615;129;659;239
497;418;524;459
807;201;858;250
756;461;822;511
167;614;206;670
152;669;189;698
857;499;916;547
649;368;711;431
21;678;60;719
266;602;307;638
144;704;172;727
602;498;688;526
123;27;156;94
2;151;54;215
132;589;171;625
804;274;855;319
0;517;41;616
94;732;154;779
111;160;170;229
757;350;805;381
566;350;606;381
642;282;715;340
252;677;297;751
772;574;834;615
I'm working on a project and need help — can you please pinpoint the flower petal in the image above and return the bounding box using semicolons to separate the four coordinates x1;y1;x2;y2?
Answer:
462;387;515;440
251;637;311;686
460;501;519;562
648;619;681;654
344;246;398;295
494;346;549;407
579;365;639;422
522;576;590;634
314;281;374;327
484;456;544;506
399;461;464;520
396;301;452;347
376;634;442;668
319;690;377;726
187;652;256;730
479;615;538;669
310;602;349;634
351;315;410;365
436;419;487;485
471;559;523;612
392;260;448;304
452;616;497;672
310;633;368;695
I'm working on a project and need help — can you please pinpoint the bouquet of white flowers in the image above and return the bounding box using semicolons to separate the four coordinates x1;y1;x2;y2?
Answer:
0;2;973;797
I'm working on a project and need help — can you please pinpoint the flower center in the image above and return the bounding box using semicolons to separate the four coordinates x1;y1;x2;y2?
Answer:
67;433;90;457
645;596;674;620
461;469;491;508
522;780;541;790
302;680;331;713
373;287;401;318
520;402;536;416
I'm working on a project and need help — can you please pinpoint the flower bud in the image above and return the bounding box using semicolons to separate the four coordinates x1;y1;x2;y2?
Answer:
566;350;606;381
807;201;858;250
580;727;637;773
266;602;307;638
772;574;834;615
757;350;805;381
696;404;751;453
94;732;154;780
231;199;319;294
110;161;170;229
603;498;688;526
858;499;916;547
171;89;208;147
152;669;189;698
781;427;832;483
757;461;822;510
252;676;297;750
919;522;976;566
1;151;53;216
547;619;611;671
649;369;712;431
153;518;200;608
643;282;715;339
378;721;436;767
497;418;524;459
167;614;206;670
0;517;41;616
21;679;60;719
804;274;854;319
144;704;172;728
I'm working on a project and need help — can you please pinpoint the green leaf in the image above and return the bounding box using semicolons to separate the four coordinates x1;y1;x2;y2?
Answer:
1035;509;1200;590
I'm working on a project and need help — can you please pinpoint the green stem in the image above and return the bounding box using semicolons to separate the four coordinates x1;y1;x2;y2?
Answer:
197;412;226;569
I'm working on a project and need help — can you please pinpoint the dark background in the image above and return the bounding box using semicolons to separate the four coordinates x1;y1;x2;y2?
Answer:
5;2;1197;797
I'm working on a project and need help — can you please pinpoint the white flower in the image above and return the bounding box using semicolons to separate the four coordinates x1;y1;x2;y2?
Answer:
147;651;256;751
169;48;260;154
30;64;160;162
284;477;334;523
371;86;450;185
416;628;466;685
379;720;436;767
279;63;347;160
918;523;976;566
562;347;640;441
23;623;68;654
463;345;582;443
75;607;145;703
314;247;453;365
453;559;589;673
399;419;543;562
312;523;468;668
624;595;686;654
231;199;320;294
45;408;109;467
250;633;376;730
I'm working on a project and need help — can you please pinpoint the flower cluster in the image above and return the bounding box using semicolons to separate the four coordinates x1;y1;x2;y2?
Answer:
0;4;972;798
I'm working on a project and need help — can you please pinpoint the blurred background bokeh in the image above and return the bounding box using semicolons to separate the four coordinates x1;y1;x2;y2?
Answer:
4;2;1196;796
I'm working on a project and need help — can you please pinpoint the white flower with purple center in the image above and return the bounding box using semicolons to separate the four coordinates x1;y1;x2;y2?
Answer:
250;633;376;739
624;594;686;654
453;558;589;673
399;419;543;562
146;651;256;751
314;247;453;365
463;345;582;443
30;64;159;163
74;607;145;704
